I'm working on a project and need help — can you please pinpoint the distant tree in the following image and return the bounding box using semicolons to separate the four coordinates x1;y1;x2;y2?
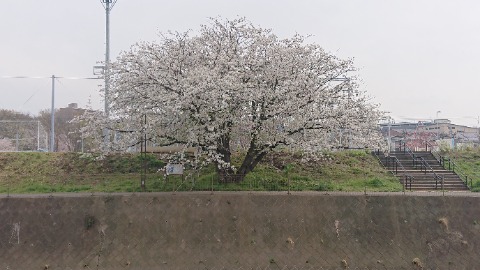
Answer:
38;107;85;152
0;138;15;151
405;129;436;151
0;109;39;151
82;17;384;180
0;109;33;138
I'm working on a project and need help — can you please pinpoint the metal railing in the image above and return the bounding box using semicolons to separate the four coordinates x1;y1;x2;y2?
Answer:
399;141;417;167
415;156;444;189
424;138;473;190
437;155;472;189
425;140;435;152
400;140;445;190
373;149;415;191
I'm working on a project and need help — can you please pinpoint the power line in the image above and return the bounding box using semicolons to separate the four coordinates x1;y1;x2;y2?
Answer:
1;75;101;80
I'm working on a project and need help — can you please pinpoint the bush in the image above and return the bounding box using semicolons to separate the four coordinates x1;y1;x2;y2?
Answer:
367;178;385;188
315;181;333;191
471;181;480;192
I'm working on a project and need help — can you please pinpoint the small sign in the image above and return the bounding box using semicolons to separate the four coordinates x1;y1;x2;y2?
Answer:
166;163;184;175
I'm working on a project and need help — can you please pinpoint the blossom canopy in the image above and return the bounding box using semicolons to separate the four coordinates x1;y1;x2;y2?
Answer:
82;17;384;178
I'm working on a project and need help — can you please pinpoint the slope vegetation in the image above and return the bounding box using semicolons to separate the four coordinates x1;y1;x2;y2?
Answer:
0;150;400;193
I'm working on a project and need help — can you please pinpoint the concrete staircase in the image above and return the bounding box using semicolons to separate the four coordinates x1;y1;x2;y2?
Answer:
375;150;469;191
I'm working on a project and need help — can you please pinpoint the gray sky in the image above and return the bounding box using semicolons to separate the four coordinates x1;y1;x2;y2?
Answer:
1;0;480;126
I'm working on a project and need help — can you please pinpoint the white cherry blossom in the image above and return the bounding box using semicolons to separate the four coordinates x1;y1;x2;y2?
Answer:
80;17;384;179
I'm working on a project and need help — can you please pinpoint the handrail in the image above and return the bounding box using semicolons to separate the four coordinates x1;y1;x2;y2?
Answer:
401;140;447;190
399;141;418;168
404;174;415;191
425;141;473;190
385;156;404;174
425;140;435;152
416;156;444;189
385;154;415;191
427;138;472;190
437;155;472;189
372;149;387;171
372;150;415;191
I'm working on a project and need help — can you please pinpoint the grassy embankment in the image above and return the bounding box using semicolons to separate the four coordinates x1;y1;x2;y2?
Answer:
0;150;401;194
440;148;480;191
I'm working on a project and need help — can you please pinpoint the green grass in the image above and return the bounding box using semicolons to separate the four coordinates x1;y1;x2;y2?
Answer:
0;150;402;194
440;148;480;191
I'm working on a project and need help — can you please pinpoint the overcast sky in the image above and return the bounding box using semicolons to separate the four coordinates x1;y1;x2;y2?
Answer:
1;0;480;126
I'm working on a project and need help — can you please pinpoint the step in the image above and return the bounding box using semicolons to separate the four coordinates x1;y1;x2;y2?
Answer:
397;178;468;189
402;182;466;186
388;170;454;175
401;187;467;190
403;187;468;191
400;184;467;189
400;182;466;187
373;150;470;191
398;175;463;179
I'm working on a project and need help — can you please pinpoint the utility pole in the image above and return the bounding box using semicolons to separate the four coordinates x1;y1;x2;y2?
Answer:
436;111;441;140
37;121;40;151
103;0;114;117
101;0;118;115
50;75;55;152
100;0;117;144
388;118;393;152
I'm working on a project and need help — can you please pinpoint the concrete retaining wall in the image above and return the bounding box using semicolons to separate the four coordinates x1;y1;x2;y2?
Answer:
1;192;479;269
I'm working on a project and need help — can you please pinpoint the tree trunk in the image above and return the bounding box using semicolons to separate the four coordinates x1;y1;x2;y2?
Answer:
216;133;236;182
237;150;267;176
216;131;269;183
234;139;268;182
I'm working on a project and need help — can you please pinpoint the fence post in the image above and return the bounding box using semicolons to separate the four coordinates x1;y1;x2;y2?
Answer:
173;177;176;193
211;174;214;194
442;177;445;196
288;176;291;195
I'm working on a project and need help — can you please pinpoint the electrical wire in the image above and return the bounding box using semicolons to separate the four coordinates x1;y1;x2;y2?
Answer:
0;75;101;80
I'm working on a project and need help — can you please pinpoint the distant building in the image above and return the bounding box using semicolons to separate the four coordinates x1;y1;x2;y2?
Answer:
416;119;479;139
380;119;480;150
57;103;85;122
55;103;87;152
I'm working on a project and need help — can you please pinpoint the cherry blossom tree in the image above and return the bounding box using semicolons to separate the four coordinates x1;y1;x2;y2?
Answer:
0;138;15;152
81;17;384;180
0;109;43;151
